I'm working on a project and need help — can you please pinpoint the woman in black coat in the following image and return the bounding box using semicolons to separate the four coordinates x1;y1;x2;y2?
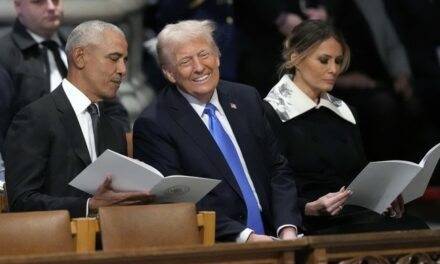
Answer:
263;20;427;235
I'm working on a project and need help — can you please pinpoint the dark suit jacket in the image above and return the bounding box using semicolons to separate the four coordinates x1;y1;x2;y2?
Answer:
4;86;127;217
0;19;130;133
0;66;13;153
133;80;302;241
263;101;367;218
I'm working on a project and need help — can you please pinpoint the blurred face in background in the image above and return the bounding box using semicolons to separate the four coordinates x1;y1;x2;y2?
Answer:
15;0;63;38
293;37;344;101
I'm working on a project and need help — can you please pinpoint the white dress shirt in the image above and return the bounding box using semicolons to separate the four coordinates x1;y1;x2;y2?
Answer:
62;79;98;162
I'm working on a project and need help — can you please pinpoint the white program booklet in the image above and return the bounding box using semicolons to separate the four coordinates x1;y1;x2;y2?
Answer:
346;142;440;213
69;149;221;203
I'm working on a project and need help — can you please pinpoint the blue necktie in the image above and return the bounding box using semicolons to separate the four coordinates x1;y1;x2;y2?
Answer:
204;103;265;234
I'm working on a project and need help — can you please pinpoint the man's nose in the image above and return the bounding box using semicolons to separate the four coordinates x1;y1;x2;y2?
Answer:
192;58;204;72
117;60;127;76
46;0;56;9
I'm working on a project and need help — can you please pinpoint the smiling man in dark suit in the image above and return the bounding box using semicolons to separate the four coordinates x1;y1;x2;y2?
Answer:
4;20;152;217
133;20;302;242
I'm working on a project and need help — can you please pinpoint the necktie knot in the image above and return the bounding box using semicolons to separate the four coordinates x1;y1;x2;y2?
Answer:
204;103;216;117
87;103;100;117
41;40;59;51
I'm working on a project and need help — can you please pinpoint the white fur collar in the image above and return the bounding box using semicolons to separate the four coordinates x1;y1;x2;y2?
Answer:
264;75;356;124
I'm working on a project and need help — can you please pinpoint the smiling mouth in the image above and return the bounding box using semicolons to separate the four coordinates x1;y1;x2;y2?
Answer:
193;74;210;83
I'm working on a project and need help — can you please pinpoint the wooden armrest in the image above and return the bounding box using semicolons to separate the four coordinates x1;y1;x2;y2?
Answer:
71;217;100;253
197;211;215;245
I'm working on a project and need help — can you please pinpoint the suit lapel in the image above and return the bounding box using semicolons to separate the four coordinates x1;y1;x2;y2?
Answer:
218;83;264;196
165;87;243;197
51;86;91;166
97;114;125;156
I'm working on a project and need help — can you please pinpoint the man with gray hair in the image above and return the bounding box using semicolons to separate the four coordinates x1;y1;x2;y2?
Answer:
0;0;130;144
4;20;153;217
134;20;302;242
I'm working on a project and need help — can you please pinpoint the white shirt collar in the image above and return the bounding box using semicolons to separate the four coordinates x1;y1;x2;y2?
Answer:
27;30;62;46
177;87;225;117
264;74;356;124
62;79;93;115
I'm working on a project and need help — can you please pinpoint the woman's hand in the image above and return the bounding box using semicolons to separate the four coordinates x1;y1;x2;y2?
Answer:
305;187;352;216
383;195;404;218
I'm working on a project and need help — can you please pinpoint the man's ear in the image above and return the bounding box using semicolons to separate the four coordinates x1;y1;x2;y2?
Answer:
14;0;23;15
72;47;86;69
162;66;176;83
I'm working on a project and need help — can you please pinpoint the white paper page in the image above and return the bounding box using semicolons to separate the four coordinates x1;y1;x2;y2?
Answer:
69;149;163;194
402;142;440;202
151;175;221;203
110;150;164;176
346;160;420;213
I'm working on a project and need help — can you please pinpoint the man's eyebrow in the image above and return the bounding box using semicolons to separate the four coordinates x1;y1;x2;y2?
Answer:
107;52;123;57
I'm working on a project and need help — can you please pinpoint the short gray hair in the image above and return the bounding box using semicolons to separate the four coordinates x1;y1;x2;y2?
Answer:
65;20;125;56
156;20;220;66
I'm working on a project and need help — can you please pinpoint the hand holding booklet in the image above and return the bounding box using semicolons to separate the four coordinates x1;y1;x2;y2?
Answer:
69;149;221;203
346;143;440;214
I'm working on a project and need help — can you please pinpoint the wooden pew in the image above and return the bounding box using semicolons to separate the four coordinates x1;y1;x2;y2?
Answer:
197;211;216;245
0;240;308;264
0;192;7;213
70;218;100;253
70;211;216;252
300;229;440;264
1;229;440;263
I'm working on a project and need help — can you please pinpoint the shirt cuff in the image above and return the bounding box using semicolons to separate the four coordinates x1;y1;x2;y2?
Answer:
86;198;91;217
236;228;254;243
277;224;298;237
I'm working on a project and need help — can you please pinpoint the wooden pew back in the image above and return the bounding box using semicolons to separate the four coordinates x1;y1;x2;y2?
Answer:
0;210;74;256
70;210;215;252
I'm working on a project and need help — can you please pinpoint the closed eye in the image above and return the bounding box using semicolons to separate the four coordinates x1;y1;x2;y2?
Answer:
107;53;127;64
319;56;329;64
199;51;210;59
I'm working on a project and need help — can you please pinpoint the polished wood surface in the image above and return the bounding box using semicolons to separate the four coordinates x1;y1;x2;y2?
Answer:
300;229;440;264
70;211;215;252
71;218;100;253
197;211;216;246
0;214;439;264
0;240;307;264
0;192;6;213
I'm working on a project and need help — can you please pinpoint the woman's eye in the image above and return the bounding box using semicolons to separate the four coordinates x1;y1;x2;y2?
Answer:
319;57;329;64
